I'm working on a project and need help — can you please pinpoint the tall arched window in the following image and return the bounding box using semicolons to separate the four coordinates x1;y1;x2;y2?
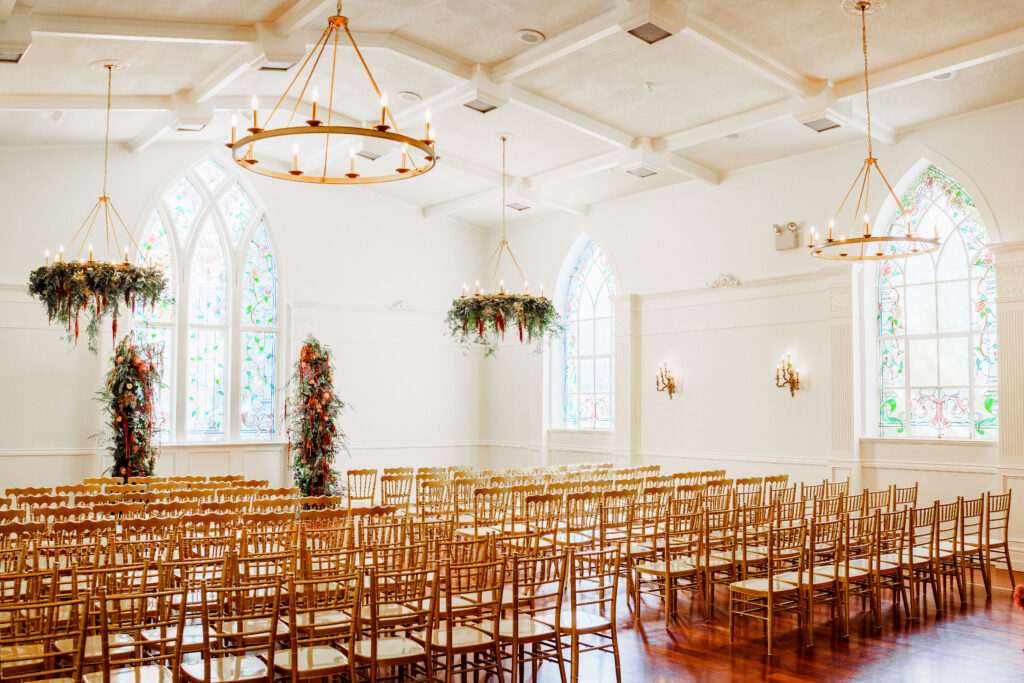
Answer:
132;156;281;442
876;165;996;439
562;240;617;429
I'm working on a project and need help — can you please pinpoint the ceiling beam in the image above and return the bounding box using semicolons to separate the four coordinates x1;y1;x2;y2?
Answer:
834;25;1024;98
273;0;332;36
0;0;17;22
349;31;474;81
422;188;499;219
653;98;796;151
683;16;824;98
439;154;504;185
529;149;625;187
0;94;173;110
508;85;635;149
183;45;262;105
540;193;589;216
31;13;255;44
128;113;175;153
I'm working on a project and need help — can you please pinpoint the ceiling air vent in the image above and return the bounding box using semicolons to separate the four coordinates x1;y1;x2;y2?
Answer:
627;22;673;44
505;201;531;212
463;98;499;114
625;164;659;178
258;60;297;72
802;116;841;133
175;122;207;132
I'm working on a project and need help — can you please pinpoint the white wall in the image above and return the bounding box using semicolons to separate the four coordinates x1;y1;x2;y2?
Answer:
0;142;487;487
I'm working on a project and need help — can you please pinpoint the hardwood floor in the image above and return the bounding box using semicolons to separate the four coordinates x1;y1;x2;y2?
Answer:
536;571;1024;682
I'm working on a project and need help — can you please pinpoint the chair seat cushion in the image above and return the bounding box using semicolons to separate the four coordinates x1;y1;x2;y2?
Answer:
729;578;800;595
497;617;556;641
351;636;424;660
272;646;348;673
634;559;695;576
539;610;610;634
85;665;174;683
181;655;267;683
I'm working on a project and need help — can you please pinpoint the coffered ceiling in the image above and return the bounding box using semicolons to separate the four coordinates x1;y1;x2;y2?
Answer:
1;0;1022;229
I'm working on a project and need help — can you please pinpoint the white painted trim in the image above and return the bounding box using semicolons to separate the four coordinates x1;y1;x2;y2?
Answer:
0;449;99;457
860;437;998;448
860;460;997;475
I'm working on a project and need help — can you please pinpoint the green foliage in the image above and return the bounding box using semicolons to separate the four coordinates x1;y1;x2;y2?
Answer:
287;335;349;496
28;261;168;353
445;294;561;357
98;335;163;481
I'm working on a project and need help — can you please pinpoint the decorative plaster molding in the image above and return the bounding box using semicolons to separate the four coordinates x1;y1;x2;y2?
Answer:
706;273;742;289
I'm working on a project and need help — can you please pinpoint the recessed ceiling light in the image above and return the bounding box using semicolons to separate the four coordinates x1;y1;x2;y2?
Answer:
515;29;545;45
931;70;957;81
725;133;739;139
396;90;422;103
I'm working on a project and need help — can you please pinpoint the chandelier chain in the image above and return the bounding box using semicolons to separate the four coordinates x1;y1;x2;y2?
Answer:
501;136;507;242
861;4;872;159
103;65;112;197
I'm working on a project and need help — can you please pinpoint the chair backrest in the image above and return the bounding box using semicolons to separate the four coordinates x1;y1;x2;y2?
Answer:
825;479;850;497
765;524;806;587
435;559;504;652
194;579;282;682
566;547;620;624
865;488;891;513
380;474;414;509
524;494;563;536
806;517;843;575
355;567;436;667
891;483;919;510
346;469;377;506
0;594;89;683
285;573;359;662
959;494;985;549
95;585;187;679
907;502;938;558
985;490;1012;541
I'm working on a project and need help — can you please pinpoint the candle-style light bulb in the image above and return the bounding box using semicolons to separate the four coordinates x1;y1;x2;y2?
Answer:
540;283;544;297
424;108;431;140
863;212;870;237
499;279;504;294
58;245;63;262
311;86;319;120
828;218;835;240
230;113;237;144
124;246;129;262
88;244;93;261
461;283;467;298
292;143;299;172
250;95;259;131
524;281;529;295
475;280;480;295
44;249;49;266
379;92;388;128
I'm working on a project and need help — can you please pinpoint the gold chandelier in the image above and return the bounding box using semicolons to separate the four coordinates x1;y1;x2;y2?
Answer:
809;0;938;261
228;1;436;184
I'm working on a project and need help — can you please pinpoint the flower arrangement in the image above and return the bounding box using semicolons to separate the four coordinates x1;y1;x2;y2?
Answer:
287;335;349;496
98;335;163;481
445;294;561;357
28;260;168;353
1014;584;1024;610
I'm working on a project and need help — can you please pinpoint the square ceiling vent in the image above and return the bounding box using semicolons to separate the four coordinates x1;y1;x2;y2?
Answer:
625;164;659;178
505;200;531;212
802;116;841;133
627;22;673;44
463;98;499;114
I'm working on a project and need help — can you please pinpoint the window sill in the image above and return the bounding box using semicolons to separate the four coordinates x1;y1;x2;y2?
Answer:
158;440;289;448
860;437;997;447
548;429;615;435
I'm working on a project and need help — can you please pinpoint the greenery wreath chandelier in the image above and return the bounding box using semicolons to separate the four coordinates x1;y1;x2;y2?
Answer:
228;1;437;185
809;0;939;261
445;136;560;356
28;61;167;352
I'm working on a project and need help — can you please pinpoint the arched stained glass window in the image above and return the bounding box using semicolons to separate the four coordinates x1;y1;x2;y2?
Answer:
563;240;616;429
132;156;281;442
876;165;996;439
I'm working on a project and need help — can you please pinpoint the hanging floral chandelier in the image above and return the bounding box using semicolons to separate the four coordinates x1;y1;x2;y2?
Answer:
227;1;436;184
27;62;168;352
445;137;560;356
809;0;939;261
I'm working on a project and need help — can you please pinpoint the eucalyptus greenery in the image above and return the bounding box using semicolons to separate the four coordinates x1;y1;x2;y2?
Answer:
287;335;350;496
98;335;163;481
445;294;561;356
28;261;168;353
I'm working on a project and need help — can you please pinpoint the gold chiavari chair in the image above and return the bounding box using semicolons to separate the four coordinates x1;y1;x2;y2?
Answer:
903;502;940;620
825;479;850;498
553;492;601;551
233;549;297;586
20;495;70;512
843;490;867;516
552;547;622;683
865;487;891;514
799;481;827;504
767;484;797;505
275;574;358;681
248;499;298;515
875;508;910;623
345;469;377;509
783;516;844;646
89;584;188;683
83;477;120;486
983;490;1015;589
735;504;773;581
297;495;344;510
300;545;359;582
933;500;966;607
891;483;919;511
0;593;90;683
673;471;702;487
812;495;844;522
380;474;414;512
700;508;739;615
455;488;509;539
954;494;988;594
728;524;807;656
819;512;879;632
416;559;504;682
632;506;704;624
735;477;764;504
523;494;562;549
5;487;52;499
180;579;283;683
413;479;448;520
498;550;567;683
349;567;437;683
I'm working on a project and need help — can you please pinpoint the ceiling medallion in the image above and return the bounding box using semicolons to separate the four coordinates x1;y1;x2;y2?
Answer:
445;137;560;356
809;1;938;261
28;62;168;352
228;2;436;185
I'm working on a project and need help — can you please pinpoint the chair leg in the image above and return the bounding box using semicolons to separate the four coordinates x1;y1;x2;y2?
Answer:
728;590;735;643
805;589;814;648
1004;542;1017;589
766;597;773;657
570;634;579;683
610;624;622;683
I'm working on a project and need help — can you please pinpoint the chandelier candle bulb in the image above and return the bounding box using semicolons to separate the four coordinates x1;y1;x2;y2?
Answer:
44;250;49;266
424;109;431;141
58;245;63;262
311;86;318;121
88;244;93;262
124;246;129;263
230;114;237;144
250;95;259;133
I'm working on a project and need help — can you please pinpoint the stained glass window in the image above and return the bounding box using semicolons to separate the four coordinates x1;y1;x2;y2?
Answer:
219;184;255;247
876;165;996;439
132;156;280;443
563;240;616;429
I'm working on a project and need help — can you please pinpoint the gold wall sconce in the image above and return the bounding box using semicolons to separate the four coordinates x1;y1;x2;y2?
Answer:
776;354;800;397
656;360;677;399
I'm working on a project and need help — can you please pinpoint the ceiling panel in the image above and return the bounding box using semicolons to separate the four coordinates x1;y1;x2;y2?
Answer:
867;50;1024;129
27;1;293;24
688;0;1024;82
681;117;863;175
450;201;559;232
3;35;240;96
542;167;687;207
0;110;164;146
361;163;493;208
429;101;612;179
335;0;617;65
516;31;791;138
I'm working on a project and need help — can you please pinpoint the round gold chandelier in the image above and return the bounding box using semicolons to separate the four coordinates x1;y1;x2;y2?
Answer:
228;1;437;184
809;0;939;261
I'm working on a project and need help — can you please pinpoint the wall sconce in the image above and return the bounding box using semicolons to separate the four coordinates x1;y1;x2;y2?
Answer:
656;360;677;399
775;354;800;397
